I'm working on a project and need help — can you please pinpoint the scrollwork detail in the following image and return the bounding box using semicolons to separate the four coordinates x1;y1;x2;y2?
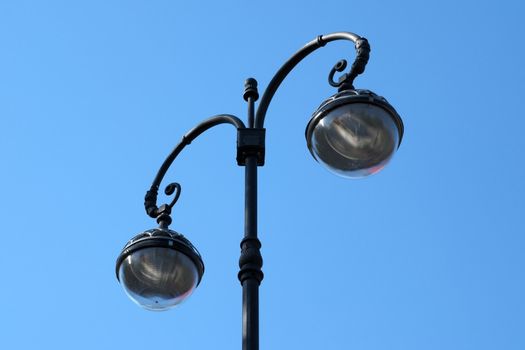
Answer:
144;182;182;219
328;59;349;88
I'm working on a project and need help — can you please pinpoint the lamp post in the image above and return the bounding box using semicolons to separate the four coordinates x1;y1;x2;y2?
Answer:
115;31;403;350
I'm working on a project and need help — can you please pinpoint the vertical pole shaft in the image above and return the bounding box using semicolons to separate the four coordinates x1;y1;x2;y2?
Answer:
242;155;260;350
239;77;263;350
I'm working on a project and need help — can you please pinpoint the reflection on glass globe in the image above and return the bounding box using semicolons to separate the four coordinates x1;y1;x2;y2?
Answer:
306;90;403;178
116;229;204;311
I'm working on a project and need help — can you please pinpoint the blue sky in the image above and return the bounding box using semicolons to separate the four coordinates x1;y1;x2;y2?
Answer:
1;0;524;349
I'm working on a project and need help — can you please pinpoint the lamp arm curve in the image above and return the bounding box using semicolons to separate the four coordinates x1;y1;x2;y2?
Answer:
254;31;370;129
144;114;246;219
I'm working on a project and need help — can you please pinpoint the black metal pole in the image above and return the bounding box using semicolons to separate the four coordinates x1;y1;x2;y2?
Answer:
238;78;263;350
240;155;262;350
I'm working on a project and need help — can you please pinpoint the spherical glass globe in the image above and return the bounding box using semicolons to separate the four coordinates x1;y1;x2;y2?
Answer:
306;90;403;178
118;247;199;311
116;228;204;311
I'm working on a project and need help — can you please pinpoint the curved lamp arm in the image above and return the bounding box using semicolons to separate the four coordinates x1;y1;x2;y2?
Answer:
254;31;370;128
144;114;246;222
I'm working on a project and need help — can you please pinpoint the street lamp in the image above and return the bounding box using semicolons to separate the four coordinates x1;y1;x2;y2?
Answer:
115;31;403;349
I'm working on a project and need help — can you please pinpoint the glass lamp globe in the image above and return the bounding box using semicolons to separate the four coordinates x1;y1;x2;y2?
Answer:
116;228;204;311
306;89;404;178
